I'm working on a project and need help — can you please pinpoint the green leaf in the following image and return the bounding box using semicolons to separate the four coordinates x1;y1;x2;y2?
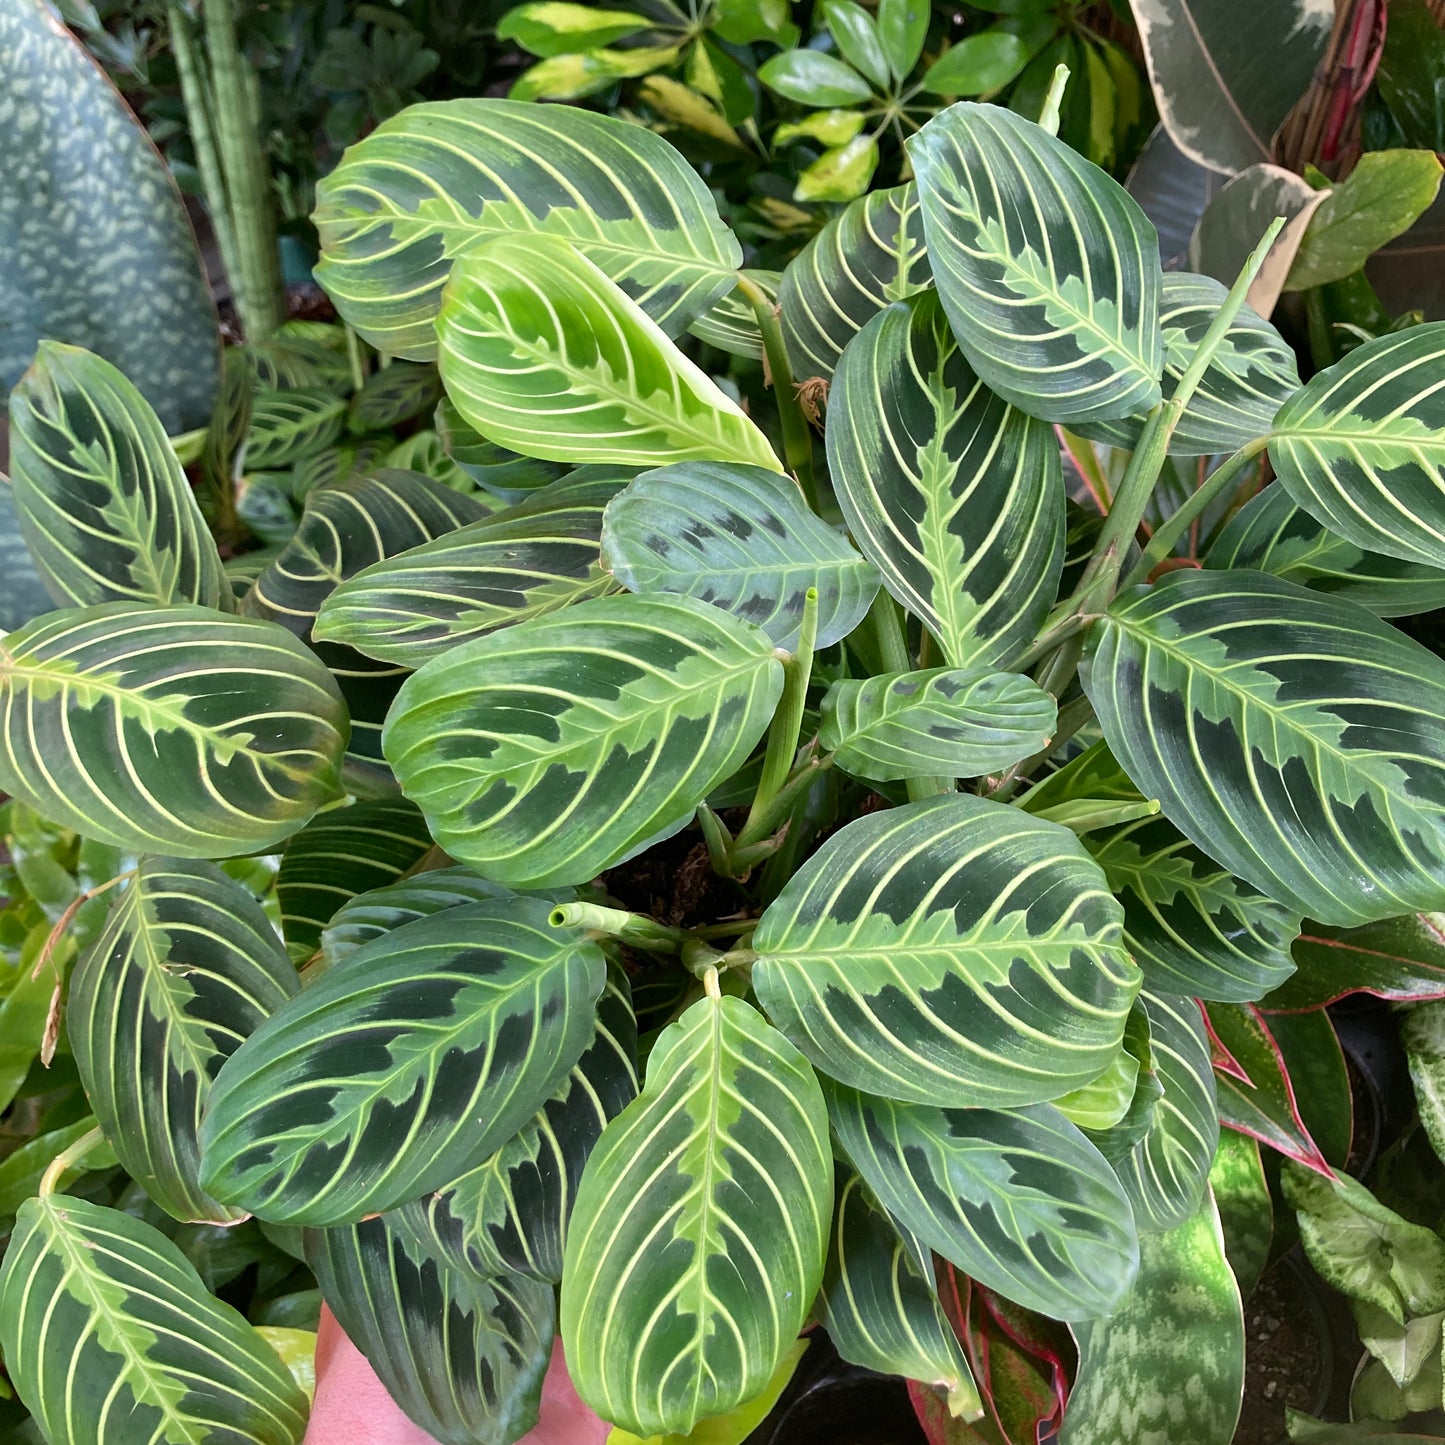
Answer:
922;32;1029;96
638;76;745;151
69;858;300;1223
713;0;794;46
779;183;932;383
315;468;626;668
0;1195;309;1444
8;343;228;611
1085;568;1445;926
877;0;928;81
910;102;1163;424
438;235;778;474
1268;323;1445;572
1402;1000;1445;1164
236;475;297;547
244;389;348;470
384;594;782;888
827;292;1064;669
818;1169;982;1420
1073;274;1301;456
433;395;569;495
1271;1007;1354;1168
305;1213;553;1445
687;269;779;360
1287;151;1444;293
825;1079;1139;1320
0;483;56;633
753;793;1139;1108
560;994;832;1438
496;2;649;57
794;135;880;204
346;360;444;433
1059;1196;1244;1445
600;461;879;651
0;0;219;433
758;50;874;107
509;46;682;104
0;1118;114;1217
314;97;741;357
1206;483;1445;619
819;667;1055;782
1287;1411;1445;1443
1268;913;1445;1010
1210;1130;1273;1299
0;602;347;857
775;110;868;148
290;437;392;502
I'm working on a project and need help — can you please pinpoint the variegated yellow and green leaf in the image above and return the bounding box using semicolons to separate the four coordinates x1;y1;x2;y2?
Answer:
244;389;348;470
753;793;1140;1108
199;898;607;1224
827;291;1064;669
346;361;443;433
560;993;831;1438
314;97;741;357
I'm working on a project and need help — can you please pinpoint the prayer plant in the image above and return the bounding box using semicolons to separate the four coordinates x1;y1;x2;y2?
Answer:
6;81;1445;1445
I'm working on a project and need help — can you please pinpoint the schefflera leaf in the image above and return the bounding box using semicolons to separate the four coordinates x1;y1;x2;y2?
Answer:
560;993;832;1438
305;1213;553;1445
600;461;879;651
437;234;779;473
0;1195;310;1444
1084;568;1445;926
198;899;607;1225
910;101;1163;424
68;858;301;1224
824;1079;1139;1320
9;342;229;610
0;602;348;857
752;793;1141;1109
820;667;1056;782
827;291;1064;670
384;593;783;888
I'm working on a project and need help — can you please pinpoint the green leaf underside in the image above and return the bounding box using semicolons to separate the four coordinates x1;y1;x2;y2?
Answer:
314;97;741;357
304;1214;553;1445
1269;322;1445;571
437;235;779;474
1073;274;1300;456
754;793;1139;1108
828;292;1064;669
384;593;783;889
69;858;301;1223
1059;1197;1244;1445
820;667;1056;782
1268;912;1445;1010
9;342;228;610
600;461;880;652
198;899;607;1225
1084;568;1445;926
0;1194;309;1444
560;994;832;1438
825;1079;1139;1320
0;602;348;857
910;102;1163;423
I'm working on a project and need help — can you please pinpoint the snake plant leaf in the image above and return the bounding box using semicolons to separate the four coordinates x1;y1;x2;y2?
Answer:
0;483;55;633
819;667;1056;782
1207;483;1445;618
1210;1130;1273;1299
385;594;783;888
1268;913;1445;1011
0;602;347;857
275;798;434;963
347;361;443;433
1084;568;1445;926
244;389;349;470
824;1080;1139;1320
1083;815;1301;1003
778;184;932;382
910;102;1163;424
1059;1196;1244;1445
687;269;779;360
828;291;1064;669
314;469;627;667
0;1194;309;1444
753;793;1140;1109
8;343;228;611
1268;323;1445;571
198;898;606;1225
304;1213;553;1445
1113;990;1220;1233
437;235;779;474
68;858;301;1224
600;462;880;650
1402;1000;1445;1176
0;0;219;433
395;967;637;1283
314;97;741;357
818;1169;983;1421
1073;274;1301;455
560;993;831;1438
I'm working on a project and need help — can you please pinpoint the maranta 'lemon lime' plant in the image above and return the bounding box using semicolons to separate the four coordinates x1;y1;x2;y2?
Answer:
6;77;1445;1445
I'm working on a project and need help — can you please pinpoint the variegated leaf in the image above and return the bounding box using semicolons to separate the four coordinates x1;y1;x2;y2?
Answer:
827;291;1064;669
1210;1130;1272;1299
346;361;442;433
244;389;347;470
753;793;1139;1108
687;269;779;360
434;395;568;495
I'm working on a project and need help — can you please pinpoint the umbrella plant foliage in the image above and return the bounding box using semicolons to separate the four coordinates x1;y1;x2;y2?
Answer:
6;91;1445;1445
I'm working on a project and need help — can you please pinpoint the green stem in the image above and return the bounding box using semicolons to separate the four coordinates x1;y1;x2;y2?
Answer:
733;750;832;854
737;274;817;509
1038;63;1071;135
346;326;369;392
548;902;686;955
742;588;818;838
38;1125;106;1200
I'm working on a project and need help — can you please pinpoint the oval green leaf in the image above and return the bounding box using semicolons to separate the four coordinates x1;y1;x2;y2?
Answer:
757;50;874;107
